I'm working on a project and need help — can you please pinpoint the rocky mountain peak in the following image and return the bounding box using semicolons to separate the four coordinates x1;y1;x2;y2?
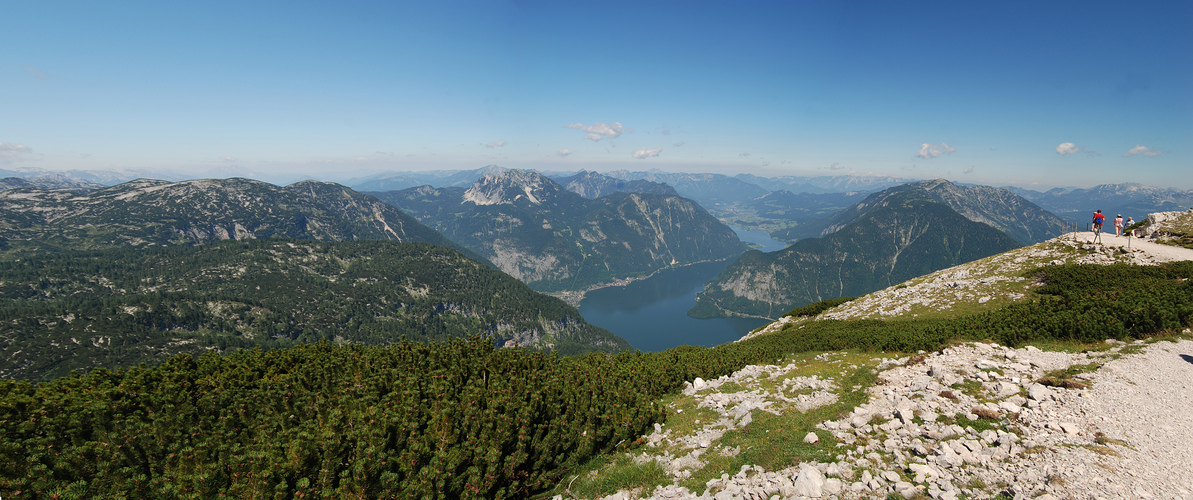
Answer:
462;169;563;206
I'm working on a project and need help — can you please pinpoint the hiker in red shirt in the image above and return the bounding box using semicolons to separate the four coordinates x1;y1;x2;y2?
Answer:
1092;210;1105;233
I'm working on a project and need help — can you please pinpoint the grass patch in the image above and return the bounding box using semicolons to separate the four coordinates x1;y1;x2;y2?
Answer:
1019;445;1049;456
1013;337;1117;354
677;363;877;492
1078;444;1121;457
971;407;1000;420
1038;362;1100;390
953;413;1002;434
952;377;986;399
1094;432;1131;450
545;453;671;499
714;381;748;394
659;396;723;438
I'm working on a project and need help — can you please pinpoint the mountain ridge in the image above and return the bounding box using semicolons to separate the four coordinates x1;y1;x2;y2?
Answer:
372;170;748;293
0;239;628;382
0;177;476;259
691;190;1023;319
818;179;1067;245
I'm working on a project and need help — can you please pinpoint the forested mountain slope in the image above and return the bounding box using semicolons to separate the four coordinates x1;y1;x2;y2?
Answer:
690;191;1022;319
372;170;747;292
0;177;469;257
817;179;1067;245
0;240;627;382
603;170;770;208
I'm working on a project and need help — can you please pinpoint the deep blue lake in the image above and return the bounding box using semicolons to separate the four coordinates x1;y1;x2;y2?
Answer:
577;227;787;352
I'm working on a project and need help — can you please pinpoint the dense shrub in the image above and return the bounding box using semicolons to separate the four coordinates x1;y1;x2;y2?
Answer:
1;262;1190;498
782;296;856;318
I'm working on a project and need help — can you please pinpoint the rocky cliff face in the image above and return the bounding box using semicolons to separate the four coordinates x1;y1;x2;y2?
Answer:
690;192;1021;319
373;170;748;292
0;178;466;256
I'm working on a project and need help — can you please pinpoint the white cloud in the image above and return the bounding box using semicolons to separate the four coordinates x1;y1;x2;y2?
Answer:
738;152;751;158
564;122;623;142
483;140;506;148
1123;145;1160;157
673;141;685;147
557;149;572;158
0;142;33;163
963;166;975;174
1055;142;1081;155
915;142;955;159
632;147;662;159
829;162;845;170
761;160;770;167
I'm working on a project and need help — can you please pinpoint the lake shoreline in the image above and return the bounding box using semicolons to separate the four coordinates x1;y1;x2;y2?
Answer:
547;257;735;307
548;226;790;307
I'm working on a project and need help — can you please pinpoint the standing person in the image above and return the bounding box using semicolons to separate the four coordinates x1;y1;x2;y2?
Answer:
1092;210;1105;234
1114;214;1124;236
1125;216;1135;237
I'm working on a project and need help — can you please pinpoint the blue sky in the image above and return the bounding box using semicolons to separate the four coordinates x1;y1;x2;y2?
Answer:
3;1;1190;189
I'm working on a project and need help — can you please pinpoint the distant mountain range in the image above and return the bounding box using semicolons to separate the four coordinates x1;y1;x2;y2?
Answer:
0;240;628;382
346;165;511;192
349;168;913;210
601;172;916;240
0;167;166;186
371;169;748;293
1006;183;1193;225
0;176;102;192
0;178;471;258
601;171;770;208
732;173;912;194
549;170;678;199
736;190;869;242
690;189;1023;319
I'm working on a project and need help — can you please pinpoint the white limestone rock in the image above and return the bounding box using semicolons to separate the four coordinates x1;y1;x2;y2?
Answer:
792;466;825;497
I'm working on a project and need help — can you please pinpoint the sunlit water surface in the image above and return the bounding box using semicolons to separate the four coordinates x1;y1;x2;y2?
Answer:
577;227;787;352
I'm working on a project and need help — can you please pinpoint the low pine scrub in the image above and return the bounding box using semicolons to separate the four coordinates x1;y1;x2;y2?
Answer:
1;262;1190;498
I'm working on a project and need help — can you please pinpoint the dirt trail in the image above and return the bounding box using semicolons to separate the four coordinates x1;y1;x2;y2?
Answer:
1070;230;1193;262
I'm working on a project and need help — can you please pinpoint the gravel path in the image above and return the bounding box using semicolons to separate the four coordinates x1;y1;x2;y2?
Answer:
1072;230;1193;262
1026;339;1193;500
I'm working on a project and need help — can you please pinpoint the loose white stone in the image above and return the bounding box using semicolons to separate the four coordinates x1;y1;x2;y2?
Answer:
792;466;825;497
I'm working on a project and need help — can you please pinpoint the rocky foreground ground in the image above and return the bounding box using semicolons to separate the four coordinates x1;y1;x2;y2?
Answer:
558;336;1193;500
553;229;1193;500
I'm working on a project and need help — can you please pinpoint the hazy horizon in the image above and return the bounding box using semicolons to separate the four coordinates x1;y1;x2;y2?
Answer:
4;163;1184;194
